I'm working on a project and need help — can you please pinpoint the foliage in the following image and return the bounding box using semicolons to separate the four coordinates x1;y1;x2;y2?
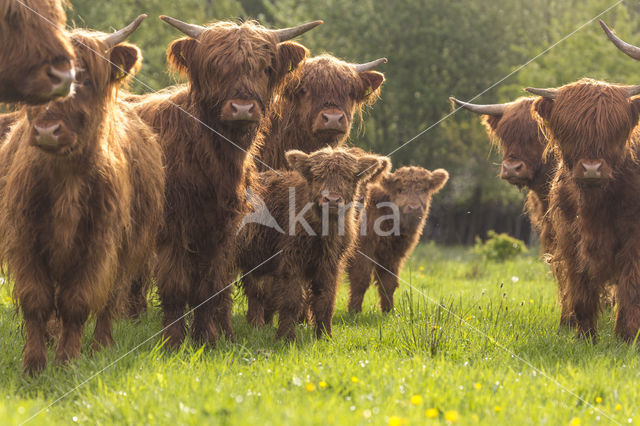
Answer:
474;230;527;262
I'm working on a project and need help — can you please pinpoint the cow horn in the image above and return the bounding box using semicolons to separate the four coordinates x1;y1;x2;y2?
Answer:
525;87;558;100
449;97;507;116
626;85;640;97
599;20;640;61
104;14;147;48
355;58;388;73
271;20;323;42
160;15;206;40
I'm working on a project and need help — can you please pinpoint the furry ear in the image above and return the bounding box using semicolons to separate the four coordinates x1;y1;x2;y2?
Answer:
368;157;392;184
286;149;310;174
533;97;554;122
429;169;450;193
167;38;198;76
358;71;384;102
356;156;382;182
482;115;502;132
109;43;142;82
277;41;309;76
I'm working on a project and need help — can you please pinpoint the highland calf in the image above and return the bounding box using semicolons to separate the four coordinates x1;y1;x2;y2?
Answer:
236;147;381;339
128;17;320;348
257;55;386;170
0;0;75;103
0;17;165;376
528;79;640;341
348;166;449;313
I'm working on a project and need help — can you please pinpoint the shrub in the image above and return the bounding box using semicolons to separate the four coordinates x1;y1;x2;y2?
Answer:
474;230;527;262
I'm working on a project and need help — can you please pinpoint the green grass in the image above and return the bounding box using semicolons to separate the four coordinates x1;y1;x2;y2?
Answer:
0;244;637;425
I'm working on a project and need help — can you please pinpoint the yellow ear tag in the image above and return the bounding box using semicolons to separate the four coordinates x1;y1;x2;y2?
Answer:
118;65;126;80
365;86;373;96
288;61;293;72
180;51;186;61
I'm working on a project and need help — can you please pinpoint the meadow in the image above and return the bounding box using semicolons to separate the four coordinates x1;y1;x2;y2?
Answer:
0;244;637;425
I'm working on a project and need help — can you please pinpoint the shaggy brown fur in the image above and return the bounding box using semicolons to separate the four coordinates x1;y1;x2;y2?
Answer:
127;20;311;348
532;78;640;341
347;166;449;313
0;111;19;141
236;147;381;339
257;55;385;170
0;30;165;376
242;147;391;328
0;0;75;103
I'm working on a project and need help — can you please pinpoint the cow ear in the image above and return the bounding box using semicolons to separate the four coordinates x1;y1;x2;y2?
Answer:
368;157;392;184
356;156;382;182
631;97;640;121
286;149;310;174
167;38;198;76
533;97;554;122
277;41;309;76
109;43;142;83
358;71;385;102
428;169;450;193
482;115;502;132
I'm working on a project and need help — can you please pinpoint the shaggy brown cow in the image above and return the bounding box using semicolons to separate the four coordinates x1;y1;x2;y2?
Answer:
236;147;381;339
528;78;640;341
0;17;165;376
128;17;320;348
257;55;386;170
347;166;449;313
242;147;391;328
0;0;75;103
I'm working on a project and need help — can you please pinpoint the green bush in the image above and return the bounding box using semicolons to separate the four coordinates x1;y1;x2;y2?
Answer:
473;230;527;262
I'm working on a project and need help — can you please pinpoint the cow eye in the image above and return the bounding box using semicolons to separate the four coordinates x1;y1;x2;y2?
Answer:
397;188;403;194
298;86;307;96
83;78;92;88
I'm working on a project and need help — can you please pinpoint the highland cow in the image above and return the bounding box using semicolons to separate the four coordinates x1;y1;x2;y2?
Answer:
236;147;381;339
0;16;165;376
528;78;640;341
0;0;75;103
257;55;386;170
347;166;449;313
127;17;320;348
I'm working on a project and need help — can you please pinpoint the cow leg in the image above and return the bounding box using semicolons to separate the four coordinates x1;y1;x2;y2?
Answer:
156;244;190;349
262;276;277;326
614;264;640;342
347;256;374;313
274;273;305;341
127;272;149;321
92;290;118;350
17;273;55;376
55;286;90;365
310;269;339;339
374;265;400;313
190;266;225;346
566;271;600;340
210;261;235;341
244;274;265;328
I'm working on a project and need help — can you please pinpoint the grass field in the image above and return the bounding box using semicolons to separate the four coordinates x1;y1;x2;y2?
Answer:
0;244;638;425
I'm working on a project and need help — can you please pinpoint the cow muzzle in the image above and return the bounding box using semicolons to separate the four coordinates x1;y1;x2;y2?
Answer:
25;59;75;104
31;120;75;153
319;192;345;210
221;99;261;123
574;159;612;184
402;202;424;215
500;160;532;184
312;108;348;135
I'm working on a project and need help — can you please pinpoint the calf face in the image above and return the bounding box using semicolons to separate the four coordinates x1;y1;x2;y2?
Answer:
26;16;145;156
451;97;545;188
0;0;75;104
285;147;381;217
278;55;386;145
162;17;319;130
381;167;449;228
529;79;640;187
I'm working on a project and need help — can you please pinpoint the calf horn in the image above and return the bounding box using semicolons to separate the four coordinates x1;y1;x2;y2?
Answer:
449;97;507;116
271;20;323;42
355;58;388;73
599;20;640;61
104;14;147;47
160;15;206;40
626;85;640;97
525;87;558;100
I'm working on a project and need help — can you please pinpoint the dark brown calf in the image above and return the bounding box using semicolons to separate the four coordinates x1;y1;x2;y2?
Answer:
257;55;386;170
127;17;319;348
0;0;74;103
0;17;165;376
348;166;449;313
528;78;640;341
236;147;381;339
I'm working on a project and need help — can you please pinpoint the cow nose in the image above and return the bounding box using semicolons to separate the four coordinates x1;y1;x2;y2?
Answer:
322;112;345;129
47;64;75;98
231;101;256;120
581;160;602;179
322;193;344;204
407;203;421;210
501;160;525;178
34;123;62;147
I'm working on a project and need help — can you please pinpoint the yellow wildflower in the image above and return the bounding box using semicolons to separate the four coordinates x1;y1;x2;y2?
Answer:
444;410;459;423
305;383;316;392
595;396;602;404
474;382;482;390
351;376;359;384
388;416;406;426
425;408;438;419
319;381;328;389
569;418;581;426
410;395;423;405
